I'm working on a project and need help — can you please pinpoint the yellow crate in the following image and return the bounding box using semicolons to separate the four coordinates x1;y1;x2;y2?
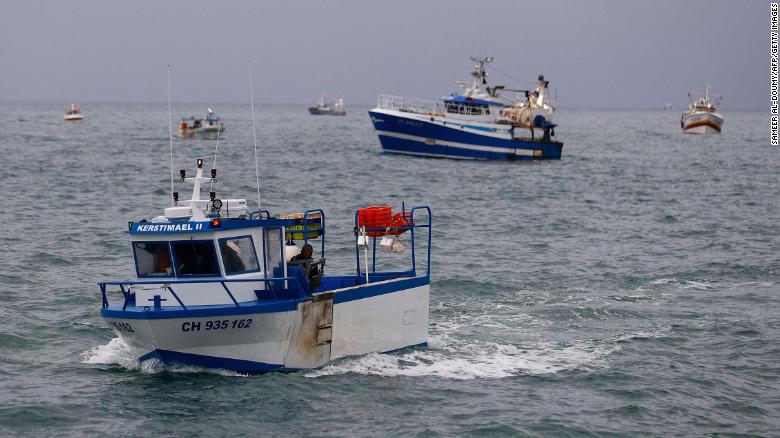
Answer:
279;212;322;240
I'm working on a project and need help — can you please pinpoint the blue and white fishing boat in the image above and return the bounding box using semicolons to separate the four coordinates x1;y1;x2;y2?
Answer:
178;108;225;138
369;56;563;160
98;159;432;373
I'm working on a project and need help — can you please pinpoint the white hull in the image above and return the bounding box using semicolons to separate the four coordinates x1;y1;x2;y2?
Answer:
64;114;83;121
681;111;723;135
104;280;429;372
179;126;225;136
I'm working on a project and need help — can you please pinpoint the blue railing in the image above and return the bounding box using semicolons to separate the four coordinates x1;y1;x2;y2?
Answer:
353;204;432;282
303;209;326;260
98;276;305;311
248;210;271;219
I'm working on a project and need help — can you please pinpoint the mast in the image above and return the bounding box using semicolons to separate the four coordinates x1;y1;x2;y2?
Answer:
466;56;492;98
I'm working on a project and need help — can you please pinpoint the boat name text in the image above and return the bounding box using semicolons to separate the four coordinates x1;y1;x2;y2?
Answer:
181;318;253;332
135;223;205;232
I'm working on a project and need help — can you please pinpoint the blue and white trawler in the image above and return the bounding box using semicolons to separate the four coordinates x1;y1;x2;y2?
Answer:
369;56;563;160
98;159;431;373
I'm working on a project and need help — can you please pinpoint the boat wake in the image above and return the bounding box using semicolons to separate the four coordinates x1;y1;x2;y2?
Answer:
306;333;617;380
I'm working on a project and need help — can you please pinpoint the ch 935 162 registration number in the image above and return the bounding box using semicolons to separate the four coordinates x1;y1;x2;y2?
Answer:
181;318;253;332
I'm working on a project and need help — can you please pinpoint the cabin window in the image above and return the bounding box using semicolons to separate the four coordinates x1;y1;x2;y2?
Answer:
264;227;285;291
171;240;220;276
445;102;489;115
133;242;173;277
219;236;260;275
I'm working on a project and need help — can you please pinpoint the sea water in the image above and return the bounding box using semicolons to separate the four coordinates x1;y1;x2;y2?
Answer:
0;102;776;436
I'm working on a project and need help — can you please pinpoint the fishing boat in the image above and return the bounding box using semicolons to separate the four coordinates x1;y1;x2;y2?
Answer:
309;96;346;116
369;56;563;160
64;103;83;121
681;81;724;134
179;108;225;137
97;159;432;373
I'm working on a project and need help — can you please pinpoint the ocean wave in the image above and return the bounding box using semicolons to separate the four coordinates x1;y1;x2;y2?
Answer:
646;277;717;290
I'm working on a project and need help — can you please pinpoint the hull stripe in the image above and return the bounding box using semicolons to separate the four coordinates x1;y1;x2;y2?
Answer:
102;277;430;320
138;349;289;373
684;120;722;131
378;131;535;156
135;341;430;373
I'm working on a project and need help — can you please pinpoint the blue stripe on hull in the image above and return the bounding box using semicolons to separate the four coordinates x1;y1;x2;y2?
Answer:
333;275;429;304
101;298;300;320
369;110;562;160
102;276;428;320
138;349;290;374
378;135;521;160
137;342;430;374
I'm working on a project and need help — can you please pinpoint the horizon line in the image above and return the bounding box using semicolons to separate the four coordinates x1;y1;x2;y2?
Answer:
0;98;765;112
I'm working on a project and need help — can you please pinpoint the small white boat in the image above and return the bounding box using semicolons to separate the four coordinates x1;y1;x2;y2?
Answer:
179;108;225;138
64;103;83;121
681;81;724;134
309;96;346;116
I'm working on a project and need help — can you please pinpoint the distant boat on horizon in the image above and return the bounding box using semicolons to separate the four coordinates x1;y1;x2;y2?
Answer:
178;107;225;138
681;80;724;135
64;103;83;121
309;95;346;116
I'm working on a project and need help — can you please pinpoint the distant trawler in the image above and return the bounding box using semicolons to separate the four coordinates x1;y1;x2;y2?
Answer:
178;108;225;138
681;81;724;135
368;56;563;160
64;103;83;121
308;96;346;116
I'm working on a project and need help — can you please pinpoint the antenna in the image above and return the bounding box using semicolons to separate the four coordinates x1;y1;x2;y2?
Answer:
210;119;220;192
249;58;261;209
167;64;174;206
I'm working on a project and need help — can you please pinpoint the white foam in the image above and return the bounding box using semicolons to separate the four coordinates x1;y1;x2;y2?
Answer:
648;277;716;290
306;334;616;380
82;338;247;377
82;337;139;370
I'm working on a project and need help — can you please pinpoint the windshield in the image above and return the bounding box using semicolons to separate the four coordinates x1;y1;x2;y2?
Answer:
133;242;173;277
219;236;260;275
172;241;220;276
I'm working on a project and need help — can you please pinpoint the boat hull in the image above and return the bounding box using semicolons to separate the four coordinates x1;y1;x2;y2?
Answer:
101;276;429;373
178;126;225;138
369;109;562;160
681;111;723;134
309;107;346;116
64;114;83;121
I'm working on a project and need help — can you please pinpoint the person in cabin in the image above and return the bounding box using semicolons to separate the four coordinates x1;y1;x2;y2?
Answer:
290;243;320;289
291;243;313;263
222;240;246;273
153;245;172;275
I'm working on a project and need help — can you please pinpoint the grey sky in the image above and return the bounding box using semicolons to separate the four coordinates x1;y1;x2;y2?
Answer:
0;0;767;109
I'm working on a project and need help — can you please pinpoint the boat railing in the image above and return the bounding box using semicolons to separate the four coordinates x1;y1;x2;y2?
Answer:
442;102;494;117
378;95;446;115
378;94;501;119
99;276;306;311
353;204;432;281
